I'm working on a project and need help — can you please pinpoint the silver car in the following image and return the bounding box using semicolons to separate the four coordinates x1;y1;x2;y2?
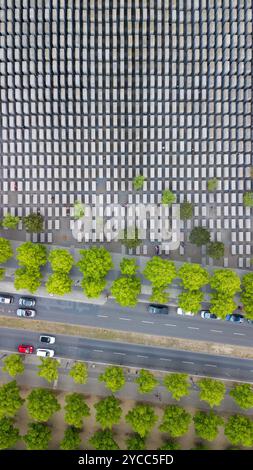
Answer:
39;335;55;344
16;308;36;318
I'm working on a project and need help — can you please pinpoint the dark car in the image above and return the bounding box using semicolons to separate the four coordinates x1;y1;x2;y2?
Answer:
0;295;13;304
19;297;36;307
226;314;244;323
148;304;168;315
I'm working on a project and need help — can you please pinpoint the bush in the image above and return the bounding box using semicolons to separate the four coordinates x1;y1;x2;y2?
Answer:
161;189;175;206
60;427;81;450
23;423;51;450
243;192;253;207
2;354;25;378
189;227;211;246
207;178;219;192
133;175;146;191
207;242;225;259
2;213;20;229
23;213;44;233
180;201;193;220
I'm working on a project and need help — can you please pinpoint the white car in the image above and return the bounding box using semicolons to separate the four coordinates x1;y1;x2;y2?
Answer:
177;307;195;317
16;308;36;318
36;349;55;358
39;335;56;344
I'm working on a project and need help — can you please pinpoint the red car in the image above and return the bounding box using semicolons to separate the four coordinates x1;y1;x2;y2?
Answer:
18;344;34;354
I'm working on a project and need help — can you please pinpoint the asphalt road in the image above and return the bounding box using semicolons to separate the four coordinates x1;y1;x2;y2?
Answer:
1;292;253;347
1;327;253;382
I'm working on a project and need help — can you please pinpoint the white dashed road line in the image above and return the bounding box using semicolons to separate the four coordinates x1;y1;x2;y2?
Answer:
188;327;199;330
113;352;126;356
159;358;172;361
164;323;177;327
119;317;131;321
93;349;103;353
97;315;108;318
233;332;245;336
137;355;148;359
142;321;154;324
210;330;223;333
205;364;217;367
182;361;194;365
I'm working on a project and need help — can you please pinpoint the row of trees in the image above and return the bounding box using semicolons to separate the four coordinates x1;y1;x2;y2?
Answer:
1;380;253;449
0;212;44;233
0;238;252;317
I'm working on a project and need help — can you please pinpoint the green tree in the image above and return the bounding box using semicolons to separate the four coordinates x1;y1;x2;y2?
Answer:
94;396;122;429
0;381;24;418
60;427;81;450
0;237;13;263
120;258;138;276
163;373;190;401
120;226;142;249
126;434;146;450
16;242;47;269
0;417;20;449
14;267;42;293
64;393;90;429
159;440;180;450
210;269;241;297
89;429;119;450
2;354;25;377
178;290;204;314
230;384;253;410
69;362;88;385
38;358;60;383
210;294;237;320
189;227;211;246
23;212;44;233
48;249;74;273
143;257;176;288
162;189;176;206
207;242;225;260
133;175;146;191
180;201;193;220
178;263;209;291
207;178;219;192
2;213;20;230
243;192;253;207
150;287;169;304
81;278;106;298
73;201;85;220
23;423;51;450
0;268;5;280
191;442;209;450
135;369;158;394
27;388;60;422
46;273;73;296
224;415;253;447
241;273;253;319
111;276;141;307
77;247;113;282
159;405;191;437
198;378;226;408
126;404;158;438
99;366;125;393
194;411;224;441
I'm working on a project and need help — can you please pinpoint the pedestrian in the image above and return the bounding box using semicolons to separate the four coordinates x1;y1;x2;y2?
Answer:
155;245;159;255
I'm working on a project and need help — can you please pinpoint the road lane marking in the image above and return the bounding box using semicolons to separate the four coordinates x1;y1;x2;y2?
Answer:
142;321;154;324
159;358;172;361
119;317;131;321
182;361;194;365
205;364;217;367
233;332;245;336
164;323;177;327
210;329;223;333
188;327;199;330
93;349;103;353
97;315;108;318
113;352;126;356
137;355;148;359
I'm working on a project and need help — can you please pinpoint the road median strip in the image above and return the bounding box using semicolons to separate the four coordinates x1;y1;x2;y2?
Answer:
1;314;253;360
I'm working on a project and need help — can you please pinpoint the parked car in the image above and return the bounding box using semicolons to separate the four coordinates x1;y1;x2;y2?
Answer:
19;297;36;307
0;295;13;304
18;344;34;354
36;349;55;358
16;308;36;318
246;318;253;325
39;335;55;344
148;304;169;315
200;310;220;320
177;307;194;316
226;314;244;323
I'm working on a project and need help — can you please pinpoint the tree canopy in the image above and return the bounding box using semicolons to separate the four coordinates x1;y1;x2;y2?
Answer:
27;388;60;422
150;287;169;304
23;212;44;233
94;396;122;429
89;429;119;450
178;290;204;314
23;423;51;450
126;434;146;450
207;242;225;260
159;440;180;450
143;257;176;289
210;269;241;297
230;384;253;410
159;405;191;437
0;381;24;418
64;393;90;429
180;201;193;220
126;404;158;438
135;369;158;394
0;417;20;449
194;411;224;441
120;258;138;276
163;373;190;401
243;192;253;207
178;263;209;291
99;366;125;393
60;427;81;450
81;278;106;298
37;358;60;383
14;267;42;293
241;273;253;319
2;354;25;378
0;237;13;264
224;415;253;447
207;178;219;192
16;242;47;269
69;362;88;385
46;273;73;296
111;276;141;307
210;294;237;320
2;213;20;230
133;175;146;191
48;249;74;273
161;189;176;206
189;227;211;246
77;247;113;281
198;378;226;408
